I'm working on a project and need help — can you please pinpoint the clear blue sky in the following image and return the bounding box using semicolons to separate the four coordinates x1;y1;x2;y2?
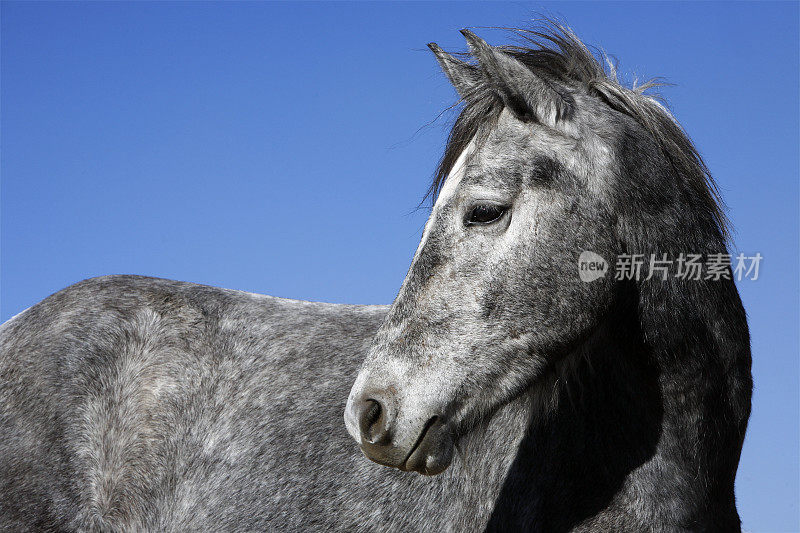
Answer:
2;2;798;530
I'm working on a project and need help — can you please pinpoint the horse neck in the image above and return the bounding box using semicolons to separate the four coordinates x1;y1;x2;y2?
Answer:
450;278;749;530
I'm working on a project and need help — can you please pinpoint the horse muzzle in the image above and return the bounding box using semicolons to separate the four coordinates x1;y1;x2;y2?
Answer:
345;388;454;475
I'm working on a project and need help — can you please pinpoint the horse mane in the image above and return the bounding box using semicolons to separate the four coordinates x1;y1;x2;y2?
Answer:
428;19;730;242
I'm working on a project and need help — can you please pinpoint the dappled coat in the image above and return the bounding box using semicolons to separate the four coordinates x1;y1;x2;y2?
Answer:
0;22;751;532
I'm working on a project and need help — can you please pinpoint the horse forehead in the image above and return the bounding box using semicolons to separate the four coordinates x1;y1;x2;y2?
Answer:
408;137;477;263
438;109;612;202
479;109;615;193
442;139;478;199
475;114;557;168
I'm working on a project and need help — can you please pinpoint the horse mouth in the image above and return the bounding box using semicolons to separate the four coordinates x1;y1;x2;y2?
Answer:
357;415;454;476
398;416;453;476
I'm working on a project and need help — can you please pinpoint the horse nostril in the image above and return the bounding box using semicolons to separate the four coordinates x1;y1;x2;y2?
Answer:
358;398;390;445
363;399;381;426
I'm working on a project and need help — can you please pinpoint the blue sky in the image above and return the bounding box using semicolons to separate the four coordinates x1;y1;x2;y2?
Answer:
2;2;798;530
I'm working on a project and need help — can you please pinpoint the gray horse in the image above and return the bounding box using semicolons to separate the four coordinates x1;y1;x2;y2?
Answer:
0;23;751;532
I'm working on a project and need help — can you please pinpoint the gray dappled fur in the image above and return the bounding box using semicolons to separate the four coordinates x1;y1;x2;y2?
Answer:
1;22;750;532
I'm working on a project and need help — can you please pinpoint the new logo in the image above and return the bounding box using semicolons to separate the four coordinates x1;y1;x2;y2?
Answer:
578;251;608;282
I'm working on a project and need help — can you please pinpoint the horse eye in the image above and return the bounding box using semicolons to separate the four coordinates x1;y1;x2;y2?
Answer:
465;204;507;226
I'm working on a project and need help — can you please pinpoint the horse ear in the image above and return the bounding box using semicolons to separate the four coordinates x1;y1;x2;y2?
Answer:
427;42;481;99
460;29;573;126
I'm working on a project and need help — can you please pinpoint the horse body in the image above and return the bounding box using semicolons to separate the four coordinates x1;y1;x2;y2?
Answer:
0;274;747;531
1;22;751;532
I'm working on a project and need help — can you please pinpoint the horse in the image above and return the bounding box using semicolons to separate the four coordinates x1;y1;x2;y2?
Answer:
0;22;751;532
